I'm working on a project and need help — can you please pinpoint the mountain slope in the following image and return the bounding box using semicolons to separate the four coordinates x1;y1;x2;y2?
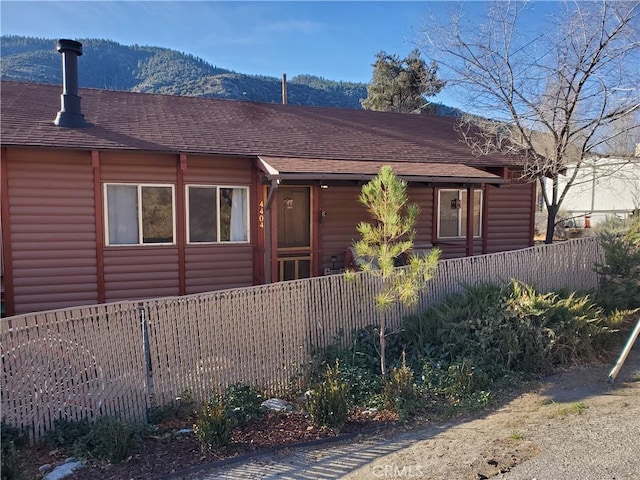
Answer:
0;35;367;108
1;35;461;115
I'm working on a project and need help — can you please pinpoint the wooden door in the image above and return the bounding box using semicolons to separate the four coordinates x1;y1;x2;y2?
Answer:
277;187;312;281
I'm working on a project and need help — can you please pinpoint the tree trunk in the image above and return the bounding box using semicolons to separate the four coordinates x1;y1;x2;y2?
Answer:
379;314;386;377
546;204;560;244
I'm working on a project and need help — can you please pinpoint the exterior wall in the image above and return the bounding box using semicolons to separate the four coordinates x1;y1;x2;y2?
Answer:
409;185;434;247
541;159;640;225
485;179;535;254
183;156;254;293
100;151;180;302
317;185;435;271
318;186;364;271
2;148;257;314
4;148;98;314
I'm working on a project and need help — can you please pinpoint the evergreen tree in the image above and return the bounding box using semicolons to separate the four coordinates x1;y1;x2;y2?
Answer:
360;49;445;114
353;166;441;376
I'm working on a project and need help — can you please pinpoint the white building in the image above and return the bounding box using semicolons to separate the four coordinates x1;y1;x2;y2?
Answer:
541;154;640;227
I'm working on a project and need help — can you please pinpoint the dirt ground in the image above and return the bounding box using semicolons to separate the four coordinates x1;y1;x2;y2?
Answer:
194;344;640;480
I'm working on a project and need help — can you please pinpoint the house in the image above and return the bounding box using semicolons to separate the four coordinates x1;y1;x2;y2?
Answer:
0;40;535;316
540;155;640;228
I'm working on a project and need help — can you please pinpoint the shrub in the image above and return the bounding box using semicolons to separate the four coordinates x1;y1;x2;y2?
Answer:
223;383;265;427
595;213;640;311
307;361;350;429
421;358;490;404
309;325;395;407
46;417;93;454
403;281;619;386
193;398;232;450
90;416;136;463
46;416;142;463
336;363;382;407
1;421;28;480
383;353;421;418
147;389;196;425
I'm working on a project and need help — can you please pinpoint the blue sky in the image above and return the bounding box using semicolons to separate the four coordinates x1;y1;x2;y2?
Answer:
1;1;560;108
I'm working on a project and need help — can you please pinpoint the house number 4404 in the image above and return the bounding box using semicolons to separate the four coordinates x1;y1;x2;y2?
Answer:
259;200;264;229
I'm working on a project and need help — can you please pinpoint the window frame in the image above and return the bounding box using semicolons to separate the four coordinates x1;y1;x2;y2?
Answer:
186;184;251;245
437;188;483;239
104;183;176;246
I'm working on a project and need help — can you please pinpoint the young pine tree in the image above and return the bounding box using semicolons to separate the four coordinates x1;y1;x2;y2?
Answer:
353;166;440;376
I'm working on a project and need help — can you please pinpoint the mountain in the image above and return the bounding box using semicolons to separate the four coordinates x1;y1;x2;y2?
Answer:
0;35;369;108
1;35;461;114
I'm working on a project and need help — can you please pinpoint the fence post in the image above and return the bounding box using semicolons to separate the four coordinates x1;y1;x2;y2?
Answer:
139;303;155;403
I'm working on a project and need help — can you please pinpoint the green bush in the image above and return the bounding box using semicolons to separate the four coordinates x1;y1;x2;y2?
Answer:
1;421;28;480
336;363;382;407
46;416;142;463
147;389;196;425
46;417;93;455
403;281;619;385
223;383;265;427
90;416;137;463
193;398;233;450
307;361;350;429
421;358;490;404
595;213;640;311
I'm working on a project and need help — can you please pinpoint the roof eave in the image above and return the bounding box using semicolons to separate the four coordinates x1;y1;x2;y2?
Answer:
264;172;508;185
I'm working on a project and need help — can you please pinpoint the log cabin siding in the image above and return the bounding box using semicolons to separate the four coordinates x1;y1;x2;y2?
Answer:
433;240;484;259
318;185;436;271
184;156;252;184
6;148;98;314
183;155;255;292
318;186;364;271
409;186;434;247
485;181;534;253
184;245;254;293
100;151;180;301
100;151;177;182
103;247;179;301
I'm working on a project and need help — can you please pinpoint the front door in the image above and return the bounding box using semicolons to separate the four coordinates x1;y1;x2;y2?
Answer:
277;187;312;281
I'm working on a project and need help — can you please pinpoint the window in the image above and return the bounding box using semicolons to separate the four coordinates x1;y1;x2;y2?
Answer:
187;186;249;243
438;189;482;238
105;184;175;245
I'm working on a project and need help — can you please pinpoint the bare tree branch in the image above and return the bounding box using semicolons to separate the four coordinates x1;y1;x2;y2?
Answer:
424;0;640;243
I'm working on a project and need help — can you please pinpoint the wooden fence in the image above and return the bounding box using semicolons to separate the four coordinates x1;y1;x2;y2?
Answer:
1;237;604;442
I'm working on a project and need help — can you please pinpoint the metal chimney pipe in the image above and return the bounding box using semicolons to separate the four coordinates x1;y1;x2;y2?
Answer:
54;39;86;128
282;73;288;105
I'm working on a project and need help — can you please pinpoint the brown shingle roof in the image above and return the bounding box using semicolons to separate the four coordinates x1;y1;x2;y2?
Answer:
0;81;520;168
258;156;505;184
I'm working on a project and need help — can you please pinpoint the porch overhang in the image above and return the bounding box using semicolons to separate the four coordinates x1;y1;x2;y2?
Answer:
257;156;508;185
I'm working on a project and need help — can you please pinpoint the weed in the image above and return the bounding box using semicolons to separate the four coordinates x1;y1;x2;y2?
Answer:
193;398;232;450
384;353;421;419
509;431;524;440
223;383;265;427
307;361;350;429
547;402;588;418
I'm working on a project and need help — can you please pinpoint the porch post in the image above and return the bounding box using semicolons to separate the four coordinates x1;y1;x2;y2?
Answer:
466;185;474;257
92;150;106;304
263;180;280;283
